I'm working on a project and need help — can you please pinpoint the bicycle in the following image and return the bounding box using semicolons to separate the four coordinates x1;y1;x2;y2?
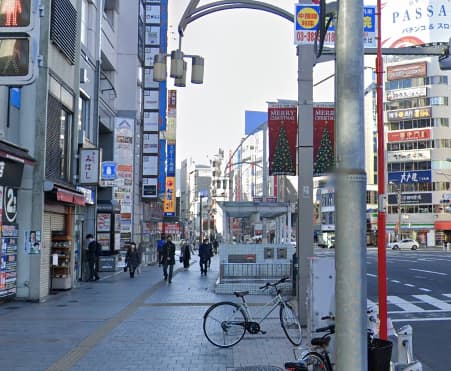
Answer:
285;310;394;371
203;276;302;348
285;315;335;371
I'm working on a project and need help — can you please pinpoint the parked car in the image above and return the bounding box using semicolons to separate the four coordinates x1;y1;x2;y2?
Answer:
387;239;419;250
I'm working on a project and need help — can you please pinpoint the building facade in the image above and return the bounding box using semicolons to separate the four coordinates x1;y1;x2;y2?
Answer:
385;57;451;247
0;0;170;302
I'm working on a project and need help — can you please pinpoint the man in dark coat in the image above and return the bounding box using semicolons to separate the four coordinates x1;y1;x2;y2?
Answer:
160;235;176;283
125;242;140;278
86;234;100;281
199;238;210;276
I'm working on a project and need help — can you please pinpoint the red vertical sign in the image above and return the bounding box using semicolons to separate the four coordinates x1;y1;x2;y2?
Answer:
268;105;297;176
313;105;335;176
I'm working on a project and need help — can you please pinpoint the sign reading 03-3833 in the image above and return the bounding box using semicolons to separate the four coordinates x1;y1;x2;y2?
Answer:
3;187;17;224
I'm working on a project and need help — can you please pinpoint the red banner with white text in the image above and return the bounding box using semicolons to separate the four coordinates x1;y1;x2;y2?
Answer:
268;105;297;176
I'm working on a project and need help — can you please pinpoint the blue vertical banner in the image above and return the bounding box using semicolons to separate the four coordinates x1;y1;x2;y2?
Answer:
166;143;176;177
158;139;166;197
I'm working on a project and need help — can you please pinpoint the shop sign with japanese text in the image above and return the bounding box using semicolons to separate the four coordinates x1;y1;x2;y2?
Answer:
388;170;431;184
79;149;99;184
387;128;431;142
387;107;431;122
294;4;376;47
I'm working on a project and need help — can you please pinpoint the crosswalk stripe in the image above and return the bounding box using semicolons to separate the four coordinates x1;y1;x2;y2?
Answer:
387;296;423;312
413;295;451;311
443;294;451;299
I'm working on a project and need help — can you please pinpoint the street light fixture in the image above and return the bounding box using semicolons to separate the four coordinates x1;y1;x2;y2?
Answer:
153;49;205;85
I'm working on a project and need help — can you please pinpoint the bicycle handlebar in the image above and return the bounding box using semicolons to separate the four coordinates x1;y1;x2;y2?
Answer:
258;276;289;290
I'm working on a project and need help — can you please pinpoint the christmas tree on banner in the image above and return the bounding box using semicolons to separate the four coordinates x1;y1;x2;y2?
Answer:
314;127;335;175
271;125;295;175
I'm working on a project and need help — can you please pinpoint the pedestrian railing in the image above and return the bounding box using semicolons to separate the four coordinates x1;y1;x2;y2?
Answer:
220;262;292;281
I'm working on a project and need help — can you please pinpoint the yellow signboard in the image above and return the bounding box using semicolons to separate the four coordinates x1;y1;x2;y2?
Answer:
163;176;176;215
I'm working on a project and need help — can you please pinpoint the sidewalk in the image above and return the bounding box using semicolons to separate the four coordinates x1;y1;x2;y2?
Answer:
0;255;296;371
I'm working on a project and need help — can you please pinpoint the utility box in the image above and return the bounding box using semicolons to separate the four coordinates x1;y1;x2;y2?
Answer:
311;257;336;330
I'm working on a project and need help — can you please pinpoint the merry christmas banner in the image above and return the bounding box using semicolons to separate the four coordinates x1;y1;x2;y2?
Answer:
313;104;335;176
268;105;297;176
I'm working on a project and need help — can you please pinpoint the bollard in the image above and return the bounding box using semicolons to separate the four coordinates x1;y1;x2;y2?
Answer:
397;325;413;364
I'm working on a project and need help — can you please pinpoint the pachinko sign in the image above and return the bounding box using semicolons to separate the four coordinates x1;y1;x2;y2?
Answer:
381;0;451;47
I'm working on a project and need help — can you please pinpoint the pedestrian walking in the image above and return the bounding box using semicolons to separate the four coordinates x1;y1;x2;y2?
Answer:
125;242;140;278
206;240;213;269
136;242;144;274
199;238;210;276
157;235;165;267
86;234;100;281
180;240;191;269
212;239;219;255
160;235;176;283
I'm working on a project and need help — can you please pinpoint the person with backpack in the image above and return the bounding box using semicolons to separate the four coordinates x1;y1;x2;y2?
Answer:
86;234;100;281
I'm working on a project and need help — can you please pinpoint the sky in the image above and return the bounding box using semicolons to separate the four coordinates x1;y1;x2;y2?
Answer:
168;1;376;166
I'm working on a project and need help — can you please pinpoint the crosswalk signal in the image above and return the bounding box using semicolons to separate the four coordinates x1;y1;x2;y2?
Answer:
0;0;38;85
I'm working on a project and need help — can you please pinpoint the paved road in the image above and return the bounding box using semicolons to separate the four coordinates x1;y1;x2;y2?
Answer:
0;254;295;371
366;248;451;371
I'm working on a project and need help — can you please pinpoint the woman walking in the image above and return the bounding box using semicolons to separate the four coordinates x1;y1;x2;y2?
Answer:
125;242;140;278
180;240;191;269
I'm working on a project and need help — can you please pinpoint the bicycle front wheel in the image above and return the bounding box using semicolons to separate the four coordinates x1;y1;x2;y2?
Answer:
280;302;302;346
302;351;330;371
203;302;247;348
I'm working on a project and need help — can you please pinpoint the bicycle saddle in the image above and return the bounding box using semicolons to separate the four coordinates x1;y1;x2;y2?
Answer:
234;291;249;297
311;336;331;347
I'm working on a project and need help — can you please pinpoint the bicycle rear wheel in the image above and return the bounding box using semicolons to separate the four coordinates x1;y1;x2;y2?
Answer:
302;351;330;371
203;301;247;348
280;302;302;346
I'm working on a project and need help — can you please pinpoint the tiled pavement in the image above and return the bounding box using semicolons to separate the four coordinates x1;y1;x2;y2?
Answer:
0;255;297;371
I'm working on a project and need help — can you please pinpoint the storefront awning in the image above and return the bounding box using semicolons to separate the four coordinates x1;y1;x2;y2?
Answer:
435;221;451;230
55;187;85;206
0;140;35;165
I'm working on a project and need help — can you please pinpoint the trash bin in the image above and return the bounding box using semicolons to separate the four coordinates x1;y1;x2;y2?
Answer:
368;338;393;371
292;253;298;296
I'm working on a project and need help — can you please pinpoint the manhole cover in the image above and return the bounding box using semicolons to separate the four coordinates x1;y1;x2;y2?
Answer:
56;304;67;307
68;300;79;303
5;306;20;310
231;368;284;371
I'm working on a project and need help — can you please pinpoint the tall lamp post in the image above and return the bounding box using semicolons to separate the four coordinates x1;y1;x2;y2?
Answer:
389;181;402;241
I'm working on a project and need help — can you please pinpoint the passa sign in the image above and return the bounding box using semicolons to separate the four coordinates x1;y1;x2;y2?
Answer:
382;0;451;47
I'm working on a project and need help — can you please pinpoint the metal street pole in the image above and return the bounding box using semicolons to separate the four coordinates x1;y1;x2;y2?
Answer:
376;0;389;339
397;187;402;240
335;0;367;369
297;1;314;331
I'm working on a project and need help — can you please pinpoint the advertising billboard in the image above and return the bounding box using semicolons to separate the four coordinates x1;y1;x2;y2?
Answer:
381;0;451;47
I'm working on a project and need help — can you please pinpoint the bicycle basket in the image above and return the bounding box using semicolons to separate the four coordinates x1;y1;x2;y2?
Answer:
368;338;392;371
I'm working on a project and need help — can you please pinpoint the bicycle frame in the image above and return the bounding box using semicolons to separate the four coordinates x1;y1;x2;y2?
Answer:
238;292;287;325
